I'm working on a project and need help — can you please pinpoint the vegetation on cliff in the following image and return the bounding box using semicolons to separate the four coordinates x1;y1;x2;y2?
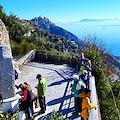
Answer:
0;4;81;57
84;35;120;120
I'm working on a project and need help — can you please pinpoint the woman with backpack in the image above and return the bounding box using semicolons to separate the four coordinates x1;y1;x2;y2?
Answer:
19;83;31;119
24;82;39;115
79;88;97;120
71;75;86;115
85;60;92;77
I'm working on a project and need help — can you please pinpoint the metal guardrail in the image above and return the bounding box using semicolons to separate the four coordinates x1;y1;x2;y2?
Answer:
35;50;76;65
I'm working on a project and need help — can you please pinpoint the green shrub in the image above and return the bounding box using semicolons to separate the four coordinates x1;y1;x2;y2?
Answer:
45;110;68;120
10;41;21;56
60;53;72;64
20;41;35;54
0;101;19;120
11;41;35;56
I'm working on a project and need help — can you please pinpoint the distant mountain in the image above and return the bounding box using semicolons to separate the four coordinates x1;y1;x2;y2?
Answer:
80;19;112;22
31;16;85;49
56;19;120;27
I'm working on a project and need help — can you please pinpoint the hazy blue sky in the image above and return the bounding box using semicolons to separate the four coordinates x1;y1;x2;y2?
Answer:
1;0;120;23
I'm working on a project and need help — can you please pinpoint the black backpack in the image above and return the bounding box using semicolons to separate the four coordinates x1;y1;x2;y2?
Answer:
78;97;87;113
78;98;83;112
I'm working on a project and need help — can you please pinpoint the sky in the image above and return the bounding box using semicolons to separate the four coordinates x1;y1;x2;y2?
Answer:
1;0;120;23
1;0;120;56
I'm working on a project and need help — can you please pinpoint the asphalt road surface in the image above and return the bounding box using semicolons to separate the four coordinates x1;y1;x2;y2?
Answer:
15;62;82;120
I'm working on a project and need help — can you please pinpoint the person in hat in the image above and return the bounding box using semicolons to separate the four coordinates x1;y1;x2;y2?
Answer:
77;52;85;73
71;75;86;115
85;60;92;77
79;70;89;88
35;74;46;114
79;88;97;120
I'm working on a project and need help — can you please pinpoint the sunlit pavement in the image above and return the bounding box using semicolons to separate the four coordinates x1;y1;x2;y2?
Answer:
15;62;82;120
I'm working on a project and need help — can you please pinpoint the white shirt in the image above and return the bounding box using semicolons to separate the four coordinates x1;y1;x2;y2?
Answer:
76;81;86;90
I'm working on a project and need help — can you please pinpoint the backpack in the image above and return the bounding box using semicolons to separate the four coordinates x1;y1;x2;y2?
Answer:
71;81;79;95
78;97;83;112
26;88;36;101
78;98;87;113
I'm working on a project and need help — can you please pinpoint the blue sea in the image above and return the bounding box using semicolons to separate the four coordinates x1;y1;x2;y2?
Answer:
56;20;120;56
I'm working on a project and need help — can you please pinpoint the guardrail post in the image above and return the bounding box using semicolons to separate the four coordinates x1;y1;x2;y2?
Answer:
46;51;48;60
58;52;60;62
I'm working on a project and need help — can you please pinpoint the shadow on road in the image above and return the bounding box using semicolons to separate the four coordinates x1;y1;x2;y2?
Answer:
47;78;72;87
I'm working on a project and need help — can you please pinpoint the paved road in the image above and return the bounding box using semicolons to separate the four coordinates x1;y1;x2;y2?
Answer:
15;62;82;120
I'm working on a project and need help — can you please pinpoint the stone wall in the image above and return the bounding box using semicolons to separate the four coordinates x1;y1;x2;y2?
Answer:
15;49;36;65
13;49;36;74
0;19;15;99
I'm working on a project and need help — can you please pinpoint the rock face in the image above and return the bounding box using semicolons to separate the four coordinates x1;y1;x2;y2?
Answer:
0;19;15;100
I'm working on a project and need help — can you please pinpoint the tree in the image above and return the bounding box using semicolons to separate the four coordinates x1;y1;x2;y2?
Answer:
84;34;115;76
84;34;120;120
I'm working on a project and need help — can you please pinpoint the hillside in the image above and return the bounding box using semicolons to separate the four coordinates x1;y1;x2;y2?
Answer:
0;3;86;55
17;18;82;53
31;16;85;49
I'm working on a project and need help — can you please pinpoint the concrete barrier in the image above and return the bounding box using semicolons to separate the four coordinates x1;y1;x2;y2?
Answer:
1;94;21;113
13;49;36;73
89;76;101;120
14;49;36;66
19;111;26;120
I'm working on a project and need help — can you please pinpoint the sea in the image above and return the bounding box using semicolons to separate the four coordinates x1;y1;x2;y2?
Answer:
56;19;120;57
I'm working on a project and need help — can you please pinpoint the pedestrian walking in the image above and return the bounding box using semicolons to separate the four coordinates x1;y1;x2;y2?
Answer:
35;74;46;114
14;69;18;80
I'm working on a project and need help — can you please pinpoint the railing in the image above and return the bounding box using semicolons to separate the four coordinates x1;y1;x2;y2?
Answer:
35;50;76;65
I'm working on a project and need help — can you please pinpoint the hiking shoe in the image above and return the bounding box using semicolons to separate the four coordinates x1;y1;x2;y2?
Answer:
35;105;39;108
39;110;45;114
73;112;79;115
